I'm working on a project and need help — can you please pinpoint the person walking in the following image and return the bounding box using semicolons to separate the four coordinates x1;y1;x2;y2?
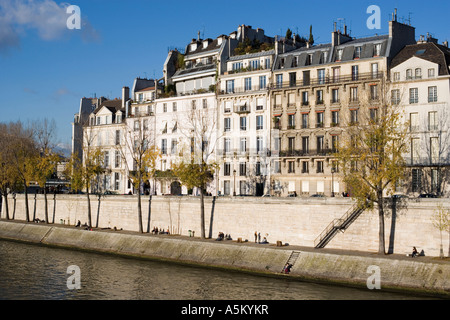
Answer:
254;231;257;243
258;232;261;243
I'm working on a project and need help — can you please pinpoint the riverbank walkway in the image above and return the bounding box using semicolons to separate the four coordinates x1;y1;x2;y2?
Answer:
5;219;449;265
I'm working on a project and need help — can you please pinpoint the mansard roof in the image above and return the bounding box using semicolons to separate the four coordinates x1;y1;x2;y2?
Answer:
390;42;450;76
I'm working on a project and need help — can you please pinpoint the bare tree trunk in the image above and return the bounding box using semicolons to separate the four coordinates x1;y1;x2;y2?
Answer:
2;193;9;220
378;192;386;255
200;187;205;239
24;183;30;222
96;194;101;228
52;191;56;224
33;191;37;221
44;187;49;223
86;191;92;227
138;190;143;233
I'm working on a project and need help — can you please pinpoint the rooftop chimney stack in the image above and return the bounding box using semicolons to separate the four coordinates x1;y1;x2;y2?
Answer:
122;86;129;110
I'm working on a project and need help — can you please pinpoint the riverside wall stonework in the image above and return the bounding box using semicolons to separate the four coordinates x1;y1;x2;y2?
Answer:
1;194;449;257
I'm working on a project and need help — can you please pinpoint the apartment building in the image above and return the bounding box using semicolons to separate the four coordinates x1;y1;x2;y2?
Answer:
390;37;450;195
269;18;415;197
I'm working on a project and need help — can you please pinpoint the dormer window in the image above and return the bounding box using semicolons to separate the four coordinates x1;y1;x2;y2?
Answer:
336;49;343;61
373;44;382;56
354;46;362;59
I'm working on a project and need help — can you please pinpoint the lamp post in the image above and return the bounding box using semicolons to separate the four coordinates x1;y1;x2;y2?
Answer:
331;167;335;197
233;169;236;196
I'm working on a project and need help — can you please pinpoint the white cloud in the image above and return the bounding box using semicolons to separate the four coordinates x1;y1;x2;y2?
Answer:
0;0;99;53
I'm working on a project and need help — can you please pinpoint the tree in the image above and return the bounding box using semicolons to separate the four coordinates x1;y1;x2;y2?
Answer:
173;100;220;239
334;82;410;255
32;119;59;223
285;28;293;41
308;25;314;46
65;126;104;227
120;117;160;233
431;203;450;258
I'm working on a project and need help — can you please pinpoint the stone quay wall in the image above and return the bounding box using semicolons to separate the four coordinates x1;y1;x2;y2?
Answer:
1;194;449;257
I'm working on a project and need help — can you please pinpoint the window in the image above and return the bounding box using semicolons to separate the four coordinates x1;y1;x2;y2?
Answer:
104;151;110;168
163;103;167;112
336;49;343;61
224;163;231;176
331;89;339;103
239;162;247;176
370;85;379;101
431;137;439;163
115;150;120;168
256;137;264;153
301;91;309;106
288;93;296;107
254;162;261;176
114;172;120;191
352;65;359;81
350;109;359;124
332;67;340;83
191;100;197;110
316;90;324;104
428;68;435;78
116;114;122;123
316;161;324;173
161;139;167;155
288;137;295;153
289;72;296;87
259;76;266;90
331;135;339;152
172;102;177;112
412;169;422;192
115;130;121;145
256;98;264;110
273;160;281;174
288;114;295;129
415;68;422;79
232;62;242;71
409;88;418;104
250;59;259;70
406;69;413;80
224;138;230;154
226;80;235;93
143;119;149;130
373;44;382;56
256;115;263;130
171;139;177;155
224;118;231;132
317;136;324;153
409;112;419;132
431;169;441;193
223;181;230;196
370;108;378;123
371;63;379;78
354;46;362;59
224;101;232;113
240;138;247;153
288;161;295;174
240;117;247;131
393;72;400;81
391;89;400;105
428;86;437;102
306;54;313;66
302;136;309;153
318;69;325;84
244;77;252;91
265;58;271;69
316;112;324;128
301;161;309;173
172;122;177;133
302;113;309;129
411;138;420;164
302;71;310;86
350;87;358;102
134;120;140;131
331;111;339;126
428;111;438;131
276;74;283;88
202;99;207;109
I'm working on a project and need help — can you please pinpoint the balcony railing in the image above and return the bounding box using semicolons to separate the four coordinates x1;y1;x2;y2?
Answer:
220;84;268;95
279;149;334;157
270;72;384;90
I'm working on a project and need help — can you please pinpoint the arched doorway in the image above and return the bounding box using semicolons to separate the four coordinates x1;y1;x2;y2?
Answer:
170;181;182;195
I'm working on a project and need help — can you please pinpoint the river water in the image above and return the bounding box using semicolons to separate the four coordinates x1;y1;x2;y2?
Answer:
0;240;437;301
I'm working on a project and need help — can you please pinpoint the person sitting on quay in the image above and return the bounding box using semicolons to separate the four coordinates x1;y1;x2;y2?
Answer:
216;232;225;241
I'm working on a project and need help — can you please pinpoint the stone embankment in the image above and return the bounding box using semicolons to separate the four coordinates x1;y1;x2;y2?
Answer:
0;220;449;298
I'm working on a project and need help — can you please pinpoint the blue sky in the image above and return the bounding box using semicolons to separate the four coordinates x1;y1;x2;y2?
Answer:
1;0;449;149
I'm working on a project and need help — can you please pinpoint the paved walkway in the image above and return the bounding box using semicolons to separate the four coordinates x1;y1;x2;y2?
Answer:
4;219;450;265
